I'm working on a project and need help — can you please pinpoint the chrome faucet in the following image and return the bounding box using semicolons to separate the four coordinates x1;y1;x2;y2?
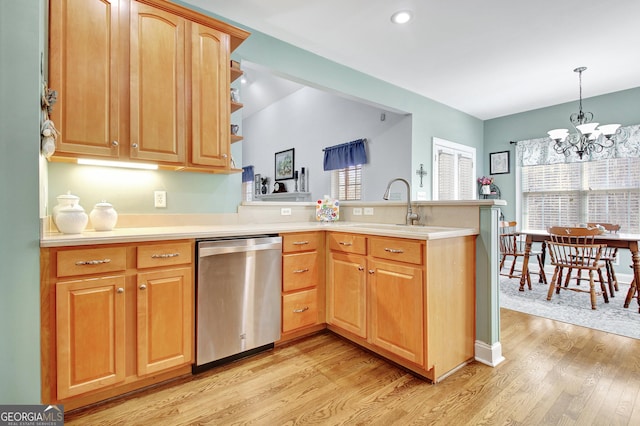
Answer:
382;177;419;225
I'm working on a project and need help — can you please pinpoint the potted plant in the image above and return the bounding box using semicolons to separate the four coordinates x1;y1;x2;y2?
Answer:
477;176;493;195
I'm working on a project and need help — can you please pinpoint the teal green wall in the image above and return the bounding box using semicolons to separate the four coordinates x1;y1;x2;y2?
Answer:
484;87;640;221
0;0;44;404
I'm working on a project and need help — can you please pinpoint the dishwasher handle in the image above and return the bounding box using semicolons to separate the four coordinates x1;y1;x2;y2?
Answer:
198;238;282;258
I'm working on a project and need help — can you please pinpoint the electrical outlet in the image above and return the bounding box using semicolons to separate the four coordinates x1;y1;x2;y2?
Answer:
364;207;374;215
352;207;362;216
154;191;167;208
280;207;292;216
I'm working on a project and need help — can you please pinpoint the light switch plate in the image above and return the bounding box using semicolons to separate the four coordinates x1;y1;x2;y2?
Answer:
364;207;374;215
352;208;363;216
280;207;292;216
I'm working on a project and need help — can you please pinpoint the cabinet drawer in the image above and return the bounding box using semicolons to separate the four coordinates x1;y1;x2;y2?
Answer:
137;242;192;269
57;247;127;278
282;232;322;253
328;232;367;255
282;288;318;333
369;236;424;265
283;252;318;292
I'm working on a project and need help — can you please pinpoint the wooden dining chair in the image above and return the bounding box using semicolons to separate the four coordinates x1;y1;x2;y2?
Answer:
623;264;639;313
546;226;609;310
586;223;620;295
499;221;547;289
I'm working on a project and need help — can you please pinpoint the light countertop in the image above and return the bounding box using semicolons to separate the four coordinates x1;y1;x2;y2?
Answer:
40;221;479;247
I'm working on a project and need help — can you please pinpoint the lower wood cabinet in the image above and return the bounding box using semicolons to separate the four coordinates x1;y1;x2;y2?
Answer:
279;232;325;341
41;240;194;409
326;232;476;382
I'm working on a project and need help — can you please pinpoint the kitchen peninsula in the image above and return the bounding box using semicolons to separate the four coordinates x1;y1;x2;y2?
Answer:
40;200;503;410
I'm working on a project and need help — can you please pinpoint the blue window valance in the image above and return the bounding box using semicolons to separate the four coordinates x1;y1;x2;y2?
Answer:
323;138;368;171
242;165;254;182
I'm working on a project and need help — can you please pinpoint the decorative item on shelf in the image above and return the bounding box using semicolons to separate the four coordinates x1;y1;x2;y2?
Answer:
230;60;240;70
316;195;339;222
261;177;269;194
230;124;239;135
547;67;626;159
254;174;261;197
300;167;307;192
90;201;118;231
274;148;294;180
273;181;288;193
293;170;299;192
230;88;240;103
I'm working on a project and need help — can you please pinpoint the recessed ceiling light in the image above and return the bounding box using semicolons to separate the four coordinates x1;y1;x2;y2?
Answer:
390;10;412;24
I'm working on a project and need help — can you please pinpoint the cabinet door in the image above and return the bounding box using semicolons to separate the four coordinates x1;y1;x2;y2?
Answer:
130;2;186;163
137;267;193;375
56;276;126;399
368;259;424;364
49;0;122;158
191;22;231;167
327;252;367;338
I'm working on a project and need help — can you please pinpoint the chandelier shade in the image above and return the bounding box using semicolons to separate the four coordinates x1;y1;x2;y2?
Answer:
547;67;623;159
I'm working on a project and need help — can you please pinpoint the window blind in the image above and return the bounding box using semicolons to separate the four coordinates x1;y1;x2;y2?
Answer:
331;165;362;200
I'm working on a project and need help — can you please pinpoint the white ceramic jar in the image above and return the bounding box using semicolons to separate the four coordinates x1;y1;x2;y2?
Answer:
90;201;118;231
52;192;80;226
55;204;88;234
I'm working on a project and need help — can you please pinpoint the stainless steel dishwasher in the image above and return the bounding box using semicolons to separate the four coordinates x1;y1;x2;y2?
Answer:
194;235;282;372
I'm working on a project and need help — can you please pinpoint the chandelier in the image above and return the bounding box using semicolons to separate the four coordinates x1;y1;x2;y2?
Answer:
547;67;622;159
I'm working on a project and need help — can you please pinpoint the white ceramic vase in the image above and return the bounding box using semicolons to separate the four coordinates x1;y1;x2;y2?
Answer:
481;185;491;195
52;192;80;226
90;201;118;231
55;204;88;234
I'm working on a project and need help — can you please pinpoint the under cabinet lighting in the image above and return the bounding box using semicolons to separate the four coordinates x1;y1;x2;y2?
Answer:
77;158;159;170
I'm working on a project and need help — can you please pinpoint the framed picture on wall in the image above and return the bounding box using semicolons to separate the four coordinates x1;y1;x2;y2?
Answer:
274;148;295;180
489;150;510;175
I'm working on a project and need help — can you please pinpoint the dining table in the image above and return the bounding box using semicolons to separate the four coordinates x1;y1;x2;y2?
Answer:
518;230;640;309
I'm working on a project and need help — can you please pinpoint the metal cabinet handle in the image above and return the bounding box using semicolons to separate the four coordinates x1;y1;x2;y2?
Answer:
117;287;124;293
293;307;309;313
222;153;228;158
292;241;309;245
339;241;353;246
132;143;138;149
368;270;375;274
75;258;111;265
293;268;309;273
111;140;119;147
151;253;180;259
139;284;147;290
384;248;404;254
358;265;365;271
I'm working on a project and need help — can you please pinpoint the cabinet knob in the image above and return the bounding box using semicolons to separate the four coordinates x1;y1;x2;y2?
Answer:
358;265;364;271
222;154;228;158
139;284;147;290
368;270;375;274
132;143;138;149
117;287;124;293
111;140;119;147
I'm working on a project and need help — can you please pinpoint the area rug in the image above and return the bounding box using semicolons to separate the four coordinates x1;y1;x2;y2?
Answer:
499;272;640;340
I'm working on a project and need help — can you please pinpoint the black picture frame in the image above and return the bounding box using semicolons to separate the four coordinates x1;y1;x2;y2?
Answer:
489;151;510;175
274;148;295;180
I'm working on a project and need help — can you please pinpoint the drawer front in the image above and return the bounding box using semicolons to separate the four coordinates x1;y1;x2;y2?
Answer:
282;232;322;253
137;242;193;269
282;288;318;333
283;252;318;292
369;236;424;265
328;232;367;255
57;247;127;278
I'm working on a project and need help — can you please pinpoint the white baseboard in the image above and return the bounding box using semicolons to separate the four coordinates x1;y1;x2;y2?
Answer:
474;340;505;367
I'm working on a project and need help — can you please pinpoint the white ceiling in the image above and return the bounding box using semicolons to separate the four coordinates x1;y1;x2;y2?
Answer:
187;0;640;120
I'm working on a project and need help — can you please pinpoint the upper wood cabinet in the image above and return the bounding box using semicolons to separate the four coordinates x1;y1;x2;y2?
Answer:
48;0;249;171
190;23;230;168
130;2;186;163
49;0;123;158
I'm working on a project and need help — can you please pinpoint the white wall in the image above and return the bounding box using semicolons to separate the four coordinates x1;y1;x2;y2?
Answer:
241;86;412;201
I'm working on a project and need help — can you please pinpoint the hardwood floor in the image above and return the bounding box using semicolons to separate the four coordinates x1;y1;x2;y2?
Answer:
65;308;640;425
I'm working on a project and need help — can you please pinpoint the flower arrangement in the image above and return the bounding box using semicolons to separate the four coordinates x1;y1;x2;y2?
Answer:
477;176;493;185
